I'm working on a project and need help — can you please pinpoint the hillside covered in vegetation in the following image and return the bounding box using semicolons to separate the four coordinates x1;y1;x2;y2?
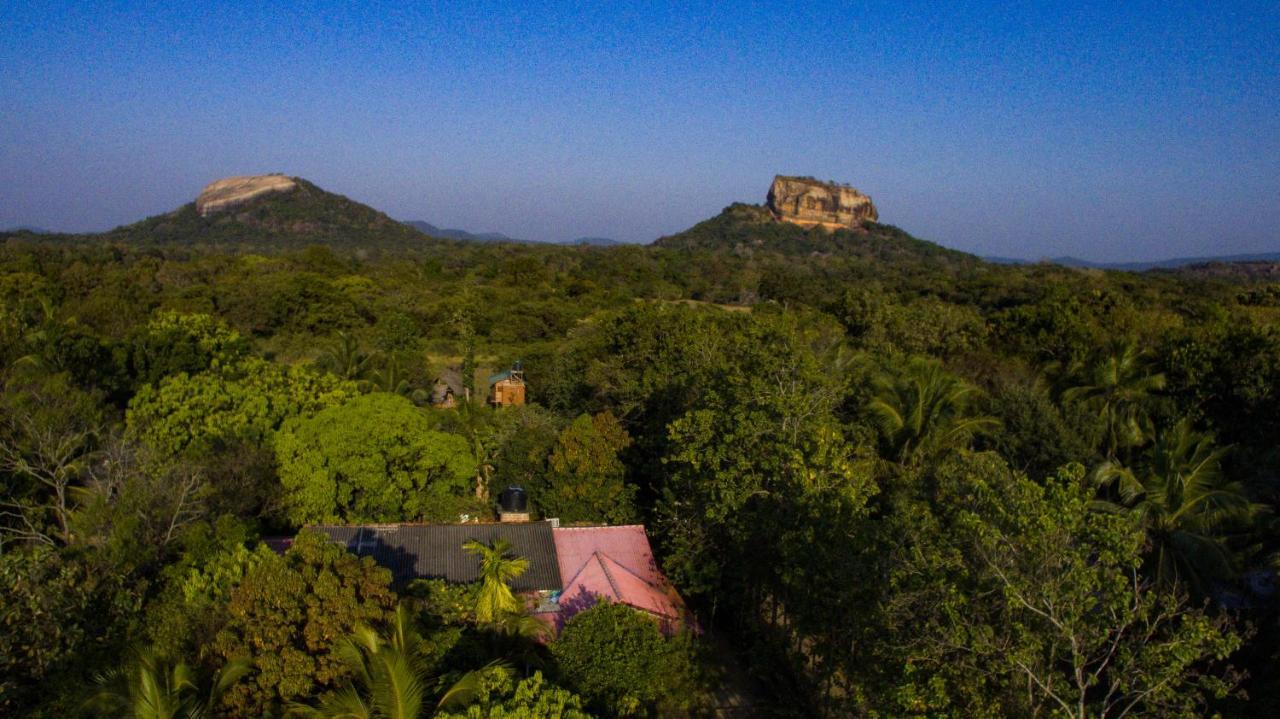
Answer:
2;186;1280;718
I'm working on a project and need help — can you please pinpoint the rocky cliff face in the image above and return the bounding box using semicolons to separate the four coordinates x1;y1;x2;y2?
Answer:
195;174;297;216
766;175;877;229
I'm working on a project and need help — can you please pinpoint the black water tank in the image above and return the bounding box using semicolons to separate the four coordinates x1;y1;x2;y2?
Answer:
499;486;528;513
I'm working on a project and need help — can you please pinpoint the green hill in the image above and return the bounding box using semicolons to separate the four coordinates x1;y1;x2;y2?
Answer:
652;202;976;265
99;177;437;250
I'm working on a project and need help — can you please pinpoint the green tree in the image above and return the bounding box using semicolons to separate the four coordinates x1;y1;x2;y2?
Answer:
842;454;1243;718
866;356;997;470
434;671;593;719
275;393;479;524
1095;420;1262;593
1061;341;1167;460
212;530;398;717
536;412;636;524
317;330;377;384
290;605;500;719
89;650;250;719
0;547;139;714
126;357;357;459
550;602;701;717
145;518;275;661
130;311;249;389
0;372;104;546
463;538;529;625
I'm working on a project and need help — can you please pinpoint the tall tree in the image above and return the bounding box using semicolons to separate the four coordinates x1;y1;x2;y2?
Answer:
1095;420;1262;593
1062;341;1167;460
866;356;997;470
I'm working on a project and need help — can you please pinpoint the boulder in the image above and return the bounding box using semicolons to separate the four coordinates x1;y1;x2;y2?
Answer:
766;175;878;229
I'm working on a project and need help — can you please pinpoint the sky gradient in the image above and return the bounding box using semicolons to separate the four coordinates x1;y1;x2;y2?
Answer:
2;1;1277;261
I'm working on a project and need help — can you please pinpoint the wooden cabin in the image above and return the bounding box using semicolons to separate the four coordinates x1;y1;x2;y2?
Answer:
488;362;526;407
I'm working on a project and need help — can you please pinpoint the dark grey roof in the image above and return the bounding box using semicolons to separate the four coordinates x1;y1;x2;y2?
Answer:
311;522;561;592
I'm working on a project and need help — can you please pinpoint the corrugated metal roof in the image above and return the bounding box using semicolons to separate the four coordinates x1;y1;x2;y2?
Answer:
487;370;513;385
311;522;562;592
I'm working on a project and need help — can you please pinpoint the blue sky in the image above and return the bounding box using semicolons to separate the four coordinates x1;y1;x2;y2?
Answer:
1;1;1277;260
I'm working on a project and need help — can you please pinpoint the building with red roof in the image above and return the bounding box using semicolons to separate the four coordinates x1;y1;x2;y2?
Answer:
552;524;690;633
266;521;691;635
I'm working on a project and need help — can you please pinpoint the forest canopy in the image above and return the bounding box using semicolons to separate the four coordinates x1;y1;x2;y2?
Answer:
2;223;1279;717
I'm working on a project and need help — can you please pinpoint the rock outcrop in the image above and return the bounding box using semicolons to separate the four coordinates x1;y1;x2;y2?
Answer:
195;174;297;216
766;175;878;230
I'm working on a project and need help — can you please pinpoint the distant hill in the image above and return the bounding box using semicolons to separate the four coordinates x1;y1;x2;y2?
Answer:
404;220;522;243
652;203;975;264
987;252;1280;272
94;176;433;249
564;236;622;247
2;225;50;234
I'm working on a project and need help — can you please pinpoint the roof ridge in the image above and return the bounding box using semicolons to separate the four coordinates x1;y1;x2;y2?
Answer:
553;524;647;530
597;552;661;589
562;553;609;595
595;551;624;598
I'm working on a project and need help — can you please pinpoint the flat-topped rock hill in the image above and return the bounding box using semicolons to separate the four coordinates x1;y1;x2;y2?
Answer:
654;175;970;265
767;175;878;229
195;174;298;216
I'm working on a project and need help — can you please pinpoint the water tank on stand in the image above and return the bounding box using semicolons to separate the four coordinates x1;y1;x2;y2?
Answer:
498;486;530;522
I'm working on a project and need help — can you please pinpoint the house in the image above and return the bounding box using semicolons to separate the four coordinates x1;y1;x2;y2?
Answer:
267;520;691;633
488;361;526;406
552;525;690;633
431;367;466;408
311;522;562;592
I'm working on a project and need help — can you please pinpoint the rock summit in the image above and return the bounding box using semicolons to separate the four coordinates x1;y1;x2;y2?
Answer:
766;175;878;230
195;174;298;216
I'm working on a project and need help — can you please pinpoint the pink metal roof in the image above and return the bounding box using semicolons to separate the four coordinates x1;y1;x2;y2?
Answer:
552;525;686;627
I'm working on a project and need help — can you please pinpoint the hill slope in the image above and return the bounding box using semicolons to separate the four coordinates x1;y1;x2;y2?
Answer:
102;178;433;249
653;203;976;265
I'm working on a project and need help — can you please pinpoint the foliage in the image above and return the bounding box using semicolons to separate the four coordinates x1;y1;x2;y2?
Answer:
0;546;140;714
434;671;593;719
290;604;501;719
211;530;398;717
1095;420;1263;593
275;393;479;524
126;357;357;459
88;649;250;719
463;538;529;625
536;412;636;524
130;311;249;389
866;356;998;470
550;602;702;717
842;454;1243;717
1061;341;1168;460
0;372;105;546
3;207;1278;716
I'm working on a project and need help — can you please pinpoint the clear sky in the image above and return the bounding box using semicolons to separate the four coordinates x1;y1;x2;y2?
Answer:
1;1;1277;260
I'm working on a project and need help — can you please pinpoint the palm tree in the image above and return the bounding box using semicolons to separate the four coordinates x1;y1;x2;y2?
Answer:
1094;419;1262;593
318;331;378;384
1061;341;1166;460
290;605;504;718
866;357;998;469
89;649;249;719
463;538;529;624
371;354;429;404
